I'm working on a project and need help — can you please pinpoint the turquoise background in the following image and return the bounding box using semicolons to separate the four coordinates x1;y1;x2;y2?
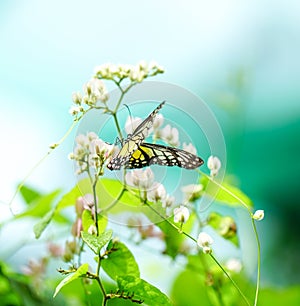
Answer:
1;0;300;290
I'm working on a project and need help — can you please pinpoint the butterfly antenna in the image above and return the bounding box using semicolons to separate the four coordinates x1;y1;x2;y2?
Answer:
123;104;134;134
124;104;132;119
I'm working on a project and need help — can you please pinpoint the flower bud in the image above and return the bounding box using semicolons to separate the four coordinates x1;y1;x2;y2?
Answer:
253;209;264;221
173;205;190;223
197;232;213;254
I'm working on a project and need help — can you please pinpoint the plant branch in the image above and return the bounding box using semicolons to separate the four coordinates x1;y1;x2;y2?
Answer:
210;254;250;306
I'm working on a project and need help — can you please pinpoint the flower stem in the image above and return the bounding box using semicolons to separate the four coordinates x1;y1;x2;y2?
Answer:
251;218;261;306
92;178;99;236
210;254;250;306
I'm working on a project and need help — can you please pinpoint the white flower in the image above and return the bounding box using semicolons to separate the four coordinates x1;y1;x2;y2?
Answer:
162;194;175;208
197;232;213;254
173;205;190;223
147;183;167;202
183;142;197;155
253;209;264;221
71;133;114;174
125;116;142;134
90;139;114;158
75;134;88;146
148;60;158;70
125;168;154;190
225;258;242;273
161;124;180;146
83;78;108;103
72;92;82;105
138;60;148;71
181;184;203;202
153;113;164;130
69;105;80;116
94;63;115;79
129;66;145;83
207;155;221;177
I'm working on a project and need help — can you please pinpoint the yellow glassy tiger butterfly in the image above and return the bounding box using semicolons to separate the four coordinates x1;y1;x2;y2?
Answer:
107;102;204;170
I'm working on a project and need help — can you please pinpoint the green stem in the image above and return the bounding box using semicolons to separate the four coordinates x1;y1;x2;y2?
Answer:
251;218;261;306
210;254;250;306
96;255;107;306
112;112;123;141
92;179;99;236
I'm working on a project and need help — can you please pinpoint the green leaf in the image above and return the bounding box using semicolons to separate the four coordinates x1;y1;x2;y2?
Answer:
81;230;113;255
53;263;89;298
56;178;141;213
19;185;41;205
117;276;172;306
82;210;107;234
33;208;55;239
16;189;61;219
102;241;140;281
259;286;300;305
171;269;210;306
207;212;239;247
201;176;253;208
56;183;85;211
156;219;184;259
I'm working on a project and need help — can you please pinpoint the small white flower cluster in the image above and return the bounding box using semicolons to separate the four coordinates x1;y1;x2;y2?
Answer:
207;156;221;177
94;61;164;83
197;232;214;254
181;184;203;203
70;78;109;117
125;168;175;209
68;132;115;175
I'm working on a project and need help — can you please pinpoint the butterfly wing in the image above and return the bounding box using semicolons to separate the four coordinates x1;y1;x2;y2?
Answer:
128;101;165;144
107;101;165;170
125;143;204;169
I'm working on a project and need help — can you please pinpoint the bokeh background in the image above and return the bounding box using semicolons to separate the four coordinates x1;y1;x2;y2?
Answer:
1;0;300;303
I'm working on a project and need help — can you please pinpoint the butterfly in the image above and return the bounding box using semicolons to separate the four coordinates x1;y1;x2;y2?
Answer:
107;101;204;170
107;101;166;170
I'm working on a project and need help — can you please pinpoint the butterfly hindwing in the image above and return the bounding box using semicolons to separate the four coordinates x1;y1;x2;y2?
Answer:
107;101;165;170
125;143;204;169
